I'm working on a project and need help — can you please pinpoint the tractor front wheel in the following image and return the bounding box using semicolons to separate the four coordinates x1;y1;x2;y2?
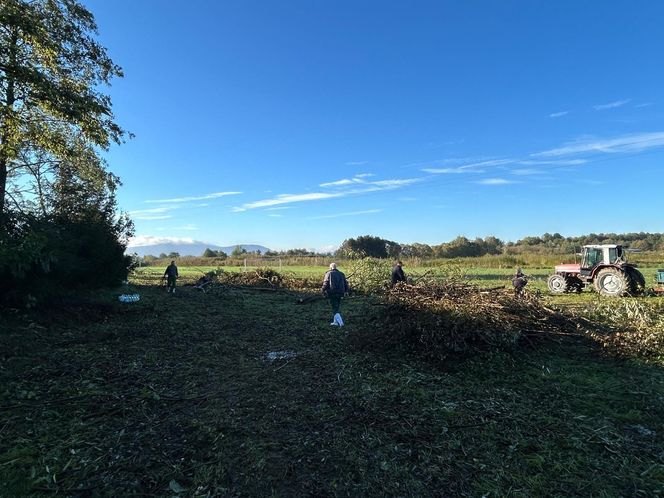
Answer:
547;274;568;294
595;268;631;297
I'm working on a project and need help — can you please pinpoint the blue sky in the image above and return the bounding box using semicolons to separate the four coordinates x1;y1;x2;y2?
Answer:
85;0;664;251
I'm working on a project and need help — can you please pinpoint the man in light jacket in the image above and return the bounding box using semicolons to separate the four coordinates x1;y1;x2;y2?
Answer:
322;262;349;326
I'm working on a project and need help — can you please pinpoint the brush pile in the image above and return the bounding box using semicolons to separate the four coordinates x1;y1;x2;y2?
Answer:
216;268;321;292
218;268;286;287
580;300;664;363
375;282;572;361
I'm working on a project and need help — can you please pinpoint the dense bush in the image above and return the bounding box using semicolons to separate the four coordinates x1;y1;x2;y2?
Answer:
0;210;133;307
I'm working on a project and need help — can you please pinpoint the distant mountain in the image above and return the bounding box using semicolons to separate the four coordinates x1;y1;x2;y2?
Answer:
127;241;271;257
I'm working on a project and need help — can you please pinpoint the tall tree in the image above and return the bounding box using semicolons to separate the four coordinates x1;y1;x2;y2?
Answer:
0;0;127;222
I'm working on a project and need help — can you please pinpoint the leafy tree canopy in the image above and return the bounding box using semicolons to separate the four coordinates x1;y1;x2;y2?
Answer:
0;0;128;220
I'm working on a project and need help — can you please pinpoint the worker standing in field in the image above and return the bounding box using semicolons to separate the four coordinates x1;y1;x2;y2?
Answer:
512;267;528;297
391;260;407;287
322;262;349;326
163;260;179;293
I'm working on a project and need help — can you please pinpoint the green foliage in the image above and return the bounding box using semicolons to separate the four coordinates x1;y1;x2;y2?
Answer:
337;235;400;259
0;0;131;305
0;211;132;306
433;235;504;258
202;248;227;258
231;245;247;257
0;0;128;218
338;232;664;261
584;300;664;363
346;257;392;294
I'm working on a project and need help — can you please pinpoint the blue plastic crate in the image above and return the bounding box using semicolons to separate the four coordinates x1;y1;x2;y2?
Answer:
657;269;664;284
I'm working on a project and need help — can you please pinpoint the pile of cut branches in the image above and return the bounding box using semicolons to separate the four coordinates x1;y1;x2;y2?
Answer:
372;282;574;361
580;300;664;363
218;267;286;287
214;268;321;292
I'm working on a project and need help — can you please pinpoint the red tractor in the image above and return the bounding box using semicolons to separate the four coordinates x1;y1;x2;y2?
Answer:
547;244;645;297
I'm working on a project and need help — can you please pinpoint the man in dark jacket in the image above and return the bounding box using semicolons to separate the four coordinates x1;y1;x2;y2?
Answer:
164;260;179;293
322;262;349;326
391;261;406;287
512;267;527;297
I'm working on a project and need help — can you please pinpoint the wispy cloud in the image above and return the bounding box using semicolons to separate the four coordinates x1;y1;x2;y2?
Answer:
510;168;543;176
145;191;242;204
533;131;664;157
234;192;342;211
129;206;176;220
593;99;631;111
234;177;420;212
320;173;379;187
422;158;513;174
268;214;283;218
517;159;588;166
476;178;517;185
371;178;421;187
346;161;368;166
309;209;382;220
635;102;654;108
320;175;421;189
422;167;481;174
319;178;363;187
549;111;569;118
130;207;172;215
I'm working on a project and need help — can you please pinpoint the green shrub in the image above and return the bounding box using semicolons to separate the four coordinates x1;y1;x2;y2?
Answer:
346;258;392;295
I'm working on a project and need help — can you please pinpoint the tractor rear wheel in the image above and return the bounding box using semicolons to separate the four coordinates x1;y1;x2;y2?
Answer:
595;268;632;297
627;268;646;295
547;274;568;294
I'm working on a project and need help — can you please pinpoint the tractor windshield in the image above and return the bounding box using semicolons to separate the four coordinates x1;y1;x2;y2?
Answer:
582;248;603;268
609;246;624;263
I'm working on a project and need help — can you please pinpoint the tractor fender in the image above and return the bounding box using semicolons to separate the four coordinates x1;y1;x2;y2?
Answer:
589;264;623;279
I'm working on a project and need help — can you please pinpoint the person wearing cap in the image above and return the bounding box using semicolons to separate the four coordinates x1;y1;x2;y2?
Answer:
391;260;407;287
322;262;350;326
163;260;179;293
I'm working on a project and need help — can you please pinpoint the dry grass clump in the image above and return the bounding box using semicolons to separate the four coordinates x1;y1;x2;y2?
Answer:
583;300;664;363
373;282;570;361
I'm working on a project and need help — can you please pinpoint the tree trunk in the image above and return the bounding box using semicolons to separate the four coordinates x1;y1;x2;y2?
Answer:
0;29;18;224
0;157;7;220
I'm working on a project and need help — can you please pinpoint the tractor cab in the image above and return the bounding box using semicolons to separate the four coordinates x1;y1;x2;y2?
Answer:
580;245;626;275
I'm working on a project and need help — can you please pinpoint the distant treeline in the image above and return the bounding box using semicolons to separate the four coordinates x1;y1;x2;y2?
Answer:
136;232;664;266
335;233;664;259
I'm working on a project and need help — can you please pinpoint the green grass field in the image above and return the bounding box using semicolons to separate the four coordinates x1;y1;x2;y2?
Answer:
133;263;664;294
1;268;663;496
